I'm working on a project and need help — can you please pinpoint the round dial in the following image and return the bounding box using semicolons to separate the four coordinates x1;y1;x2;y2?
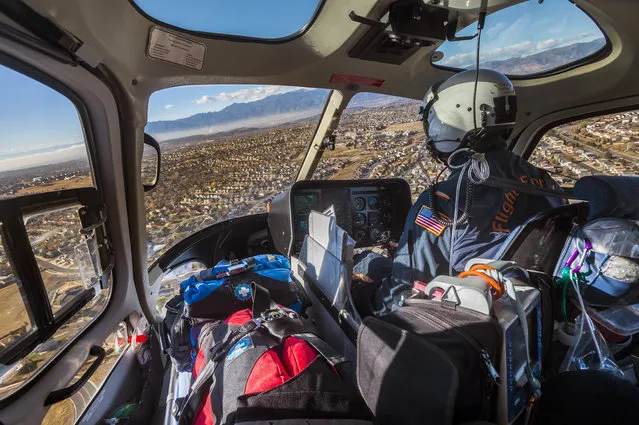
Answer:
367;196;379;210
355;213;367;227
353;197;366;211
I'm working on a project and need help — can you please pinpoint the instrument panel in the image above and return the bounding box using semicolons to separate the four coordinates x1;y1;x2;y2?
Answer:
269;179;412;256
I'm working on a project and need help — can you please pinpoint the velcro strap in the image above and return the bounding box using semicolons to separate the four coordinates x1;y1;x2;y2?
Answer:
293;332;350;377
252;283;279;317
483;175;573;199
262;317;316;341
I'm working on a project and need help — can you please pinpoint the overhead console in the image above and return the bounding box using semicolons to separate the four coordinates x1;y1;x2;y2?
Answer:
268;179;412;257
347;0;503;65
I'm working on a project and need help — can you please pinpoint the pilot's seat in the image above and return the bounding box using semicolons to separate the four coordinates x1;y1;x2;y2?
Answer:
497;175;639;274
495;174;639;362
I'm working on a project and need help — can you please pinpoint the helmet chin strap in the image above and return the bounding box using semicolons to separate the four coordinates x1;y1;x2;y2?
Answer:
426;138;454;164
426;127;488;163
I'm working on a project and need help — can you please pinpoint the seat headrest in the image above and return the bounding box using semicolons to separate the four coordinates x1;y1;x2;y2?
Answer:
574;176;639;221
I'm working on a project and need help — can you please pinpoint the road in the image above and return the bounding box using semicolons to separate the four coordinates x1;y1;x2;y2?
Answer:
35;256;76;274
556;129;637;162
69;380;99;417
562;151;599;174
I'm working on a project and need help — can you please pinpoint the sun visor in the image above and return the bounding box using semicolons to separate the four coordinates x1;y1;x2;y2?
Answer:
574;176;639;221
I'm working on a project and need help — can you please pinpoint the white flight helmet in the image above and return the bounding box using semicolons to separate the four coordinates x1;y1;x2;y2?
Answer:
419;69;517;161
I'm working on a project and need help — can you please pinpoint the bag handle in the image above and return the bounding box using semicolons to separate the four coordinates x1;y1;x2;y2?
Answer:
44;345;105;406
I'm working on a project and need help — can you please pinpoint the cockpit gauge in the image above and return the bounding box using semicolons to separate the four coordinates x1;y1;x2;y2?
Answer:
271;179;412;256
368;211;381;226
367;196;379;210
353;197;366;211
355;213;367;227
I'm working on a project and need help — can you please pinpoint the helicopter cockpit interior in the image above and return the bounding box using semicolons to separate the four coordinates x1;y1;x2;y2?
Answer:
0;0;638;424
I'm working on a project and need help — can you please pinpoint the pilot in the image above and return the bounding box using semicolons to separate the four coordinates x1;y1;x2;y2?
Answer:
354;69;565;314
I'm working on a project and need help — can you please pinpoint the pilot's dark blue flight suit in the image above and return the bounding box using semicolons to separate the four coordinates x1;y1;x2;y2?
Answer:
353;146;564;312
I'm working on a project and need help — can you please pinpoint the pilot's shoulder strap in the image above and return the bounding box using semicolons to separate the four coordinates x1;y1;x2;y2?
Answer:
482;175;574;200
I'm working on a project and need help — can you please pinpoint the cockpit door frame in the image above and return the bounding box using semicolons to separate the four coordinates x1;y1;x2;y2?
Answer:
296;90;351;181
0;10;140;424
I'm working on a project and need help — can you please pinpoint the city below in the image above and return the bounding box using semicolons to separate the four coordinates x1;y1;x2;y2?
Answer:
0;101;637;401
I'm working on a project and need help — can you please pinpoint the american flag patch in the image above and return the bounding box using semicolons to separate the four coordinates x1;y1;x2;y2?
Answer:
415;205;446;236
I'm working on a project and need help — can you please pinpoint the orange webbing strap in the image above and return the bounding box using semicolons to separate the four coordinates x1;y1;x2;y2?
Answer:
458;264;503;298
352;273;375;284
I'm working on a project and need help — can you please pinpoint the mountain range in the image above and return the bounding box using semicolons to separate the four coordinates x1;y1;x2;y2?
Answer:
146;89;326;135
146;90;411;136
481;39;606;76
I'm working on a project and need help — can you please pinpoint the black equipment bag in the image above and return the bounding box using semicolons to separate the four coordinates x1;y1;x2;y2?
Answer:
357;298;502;425
177;284;373;425
161;294;198;372
161;255;304;373
181;254;302;320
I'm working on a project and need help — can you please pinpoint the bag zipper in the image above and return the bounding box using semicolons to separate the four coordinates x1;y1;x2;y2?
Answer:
403;307;501;386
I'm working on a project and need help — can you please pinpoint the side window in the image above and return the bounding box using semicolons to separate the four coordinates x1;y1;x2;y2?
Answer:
0;231;34;349
0;64;111;399
41;322;130;425
24;206;97;315
156;261;206;314
311;93;436;200
0;66;93;198
530;111;639;186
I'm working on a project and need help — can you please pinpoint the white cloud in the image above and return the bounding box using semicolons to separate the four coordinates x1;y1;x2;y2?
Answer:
0;140;83;157
165;104;174;109
0;144;86;172
535;32;595;51
194;85;303;105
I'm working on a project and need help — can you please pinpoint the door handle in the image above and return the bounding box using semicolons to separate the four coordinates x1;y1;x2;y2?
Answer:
44;345;105;406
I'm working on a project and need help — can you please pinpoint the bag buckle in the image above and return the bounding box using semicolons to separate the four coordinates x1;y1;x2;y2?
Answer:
260;308;298;322
246;318;262;331
440;285;461;310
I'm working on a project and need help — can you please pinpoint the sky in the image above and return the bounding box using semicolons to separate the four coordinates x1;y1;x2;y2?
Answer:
0;66;86;172
148;84;307;122
437;0;605;69
132;0;321;40
0;0;606;173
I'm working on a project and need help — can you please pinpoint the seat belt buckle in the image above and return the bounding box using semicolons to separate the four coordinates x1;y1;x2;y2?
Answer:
245;318;262;331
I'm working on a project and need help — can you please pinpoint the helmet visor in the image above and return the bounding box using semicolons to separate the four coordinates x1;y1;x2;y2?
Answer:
493;95;517;125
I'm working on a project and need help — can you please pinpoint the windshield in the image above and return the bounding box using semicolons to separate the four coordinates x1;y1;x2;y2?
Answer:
433;0;607;77
145;85;329;265
312;93;437;201
132;0;323;40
